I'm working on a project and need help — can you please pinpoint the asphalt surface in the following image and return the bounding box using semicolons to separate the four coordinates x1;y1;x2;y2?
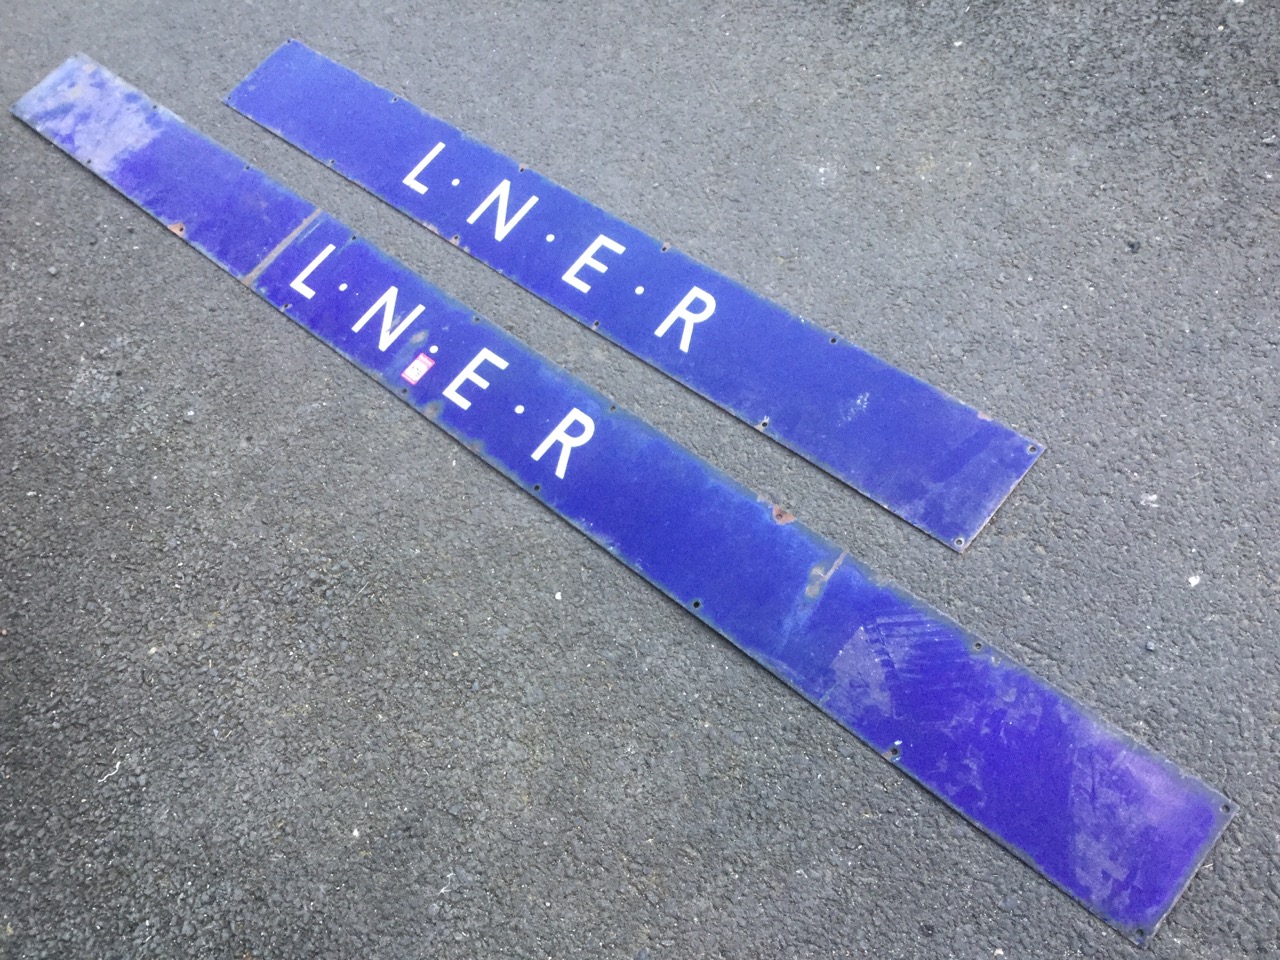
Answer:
1;2;1277;958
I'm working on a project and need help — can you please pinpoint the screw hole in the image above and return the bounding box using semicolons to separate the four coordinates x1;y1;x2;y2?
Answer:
592;321;600;329
1027;444;1038;454
829;336;837;344
973;641;983;651
660;242;671;253
692;600;702;610
888;745;901;758
1221;803;1232;813
608;404;617;412
472;315;481;323
533;483;541;492
954;537;965;547
518;163;527;173
450;234;460;244
759;417;770;429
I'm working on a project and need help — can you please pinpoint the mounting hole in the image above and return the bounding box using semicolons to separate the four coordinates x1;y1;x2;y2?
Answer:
608;404;617;412
954;537;965;547
759;417;770;429
533;483;542;492
692;600;702;610
660;242;671;253
450;234;460;243
888;745;901;758
972;641;983;651
1221;803;1232;813
1027;444;1038;454
829;336;837;344
592;320;600;329
472;315;481;323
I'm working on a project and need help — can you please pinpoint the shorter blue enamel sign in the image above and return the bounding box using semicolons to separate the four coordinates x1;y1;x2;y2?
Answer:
227;40;1043;552
13;55;1233;944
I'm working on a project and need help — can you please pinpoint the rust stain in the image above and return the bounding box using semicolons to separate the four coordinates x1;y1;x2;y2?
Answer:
242;209;322;287
804;550;848;599
771;505;796;525
168;222;186;236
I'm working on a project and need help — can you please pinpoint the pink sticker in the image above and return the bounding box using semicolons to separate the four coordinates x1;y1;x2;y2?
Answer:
401;353;435;385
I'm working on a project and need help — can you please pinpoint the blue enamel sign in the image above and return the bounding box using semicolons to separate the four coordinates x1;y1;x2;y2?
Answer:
13;55;1233;944
227;40;1043;552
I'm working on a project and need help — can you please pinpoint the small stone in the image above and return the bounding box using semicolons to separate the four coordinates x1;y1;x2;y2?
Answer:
1145;640;1156;652
47;266;58;276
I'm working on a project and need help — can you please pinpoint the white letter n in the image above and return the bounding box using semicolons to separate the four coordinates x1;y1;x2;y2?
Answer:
466;179;539;241
351;286;425;351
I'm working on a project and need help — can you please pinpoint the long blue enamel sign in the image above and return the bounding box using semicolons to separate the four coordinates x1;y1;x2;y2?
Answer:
14;56;1232;944
226;40;1042;552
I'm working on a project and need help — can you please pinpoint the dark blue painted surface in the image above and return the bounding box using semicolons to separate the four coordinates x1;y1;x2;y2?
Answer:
226;40;1043;552
14;56;1233;944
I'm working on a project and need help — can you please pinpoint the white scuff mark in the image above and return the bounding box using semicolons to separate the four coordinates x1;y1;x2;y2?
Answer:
554;592;562;600
1141;493;1158;507
352;828;360;838
19;58;162;178
97;760;121;784
1188;575;1201;587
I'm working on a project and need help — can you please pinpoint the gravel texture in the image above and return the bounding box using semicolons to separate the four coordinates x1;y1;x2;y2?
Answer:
1;2;1277;958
